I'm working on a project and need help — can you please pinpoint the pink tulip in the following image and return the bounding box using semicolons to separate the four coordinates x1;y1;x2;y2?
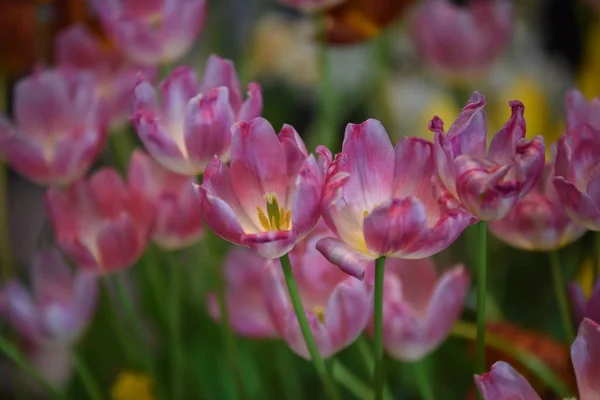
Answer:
489;163;586;251
316;119;472;280
569;279;600;326
197;118;323;258
2;249;97;344
554;90;600;231
89;0;207;66
55;25;156;130
127;150;203;249
277;0;346;12
409;0;513;76
264;221;372;359
431;92;546;221
45;168;154;273
0;68;106;186
206;246;279;338
132;57;262;176
474;318;600;400
364;258;469;361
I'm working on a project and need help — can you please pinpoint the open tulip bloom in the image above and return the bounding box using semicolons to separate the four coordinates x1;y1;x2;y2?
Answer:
474;318;600;400
554;90;600;231
132;56;262;176
431;92;546;221
197;117;324;259
316;118;472;280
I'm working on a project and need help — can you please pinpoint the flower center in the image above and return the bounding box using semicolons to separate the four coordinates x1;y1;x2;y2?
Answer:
313;305;326;324
257;193;291;232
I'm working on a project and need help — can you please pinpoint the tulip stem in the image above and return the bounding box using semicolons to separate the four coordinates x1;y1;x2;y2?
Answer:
72;349;103;400
0;335;65;400
412;359;435;400
214;252;247;400
452;320;571;398
475;221;487;375
331;360;373;400
549;250;576;342
373;256;386;400
168;253;184;400
279;253;340;400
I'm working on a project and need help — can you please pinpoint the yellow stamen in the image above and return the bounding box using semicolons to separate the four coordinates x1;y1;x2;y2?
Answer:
313;306;326;324
256;193;292;232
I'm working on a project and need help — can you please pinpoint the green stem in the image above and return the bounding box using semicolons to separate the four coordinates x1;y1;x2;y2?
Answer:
412;359;435;400
549;251;576;342
72;350;103;400
273;345;304;400
109;131;136;171
312;11;337;152
356;336;393;400
0;162;12;282
331;360;373;400
103;280;137;366
373;256;386;400
215;253;247;400
0;336;65;399
452;321;571;397
475;221;487;374
168;254;184;400
144;247;168;325
279;253;340;400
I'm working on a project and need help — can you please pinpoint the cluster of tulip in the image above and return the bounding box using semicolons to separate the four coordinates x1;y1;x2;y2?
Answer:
0;0;599;399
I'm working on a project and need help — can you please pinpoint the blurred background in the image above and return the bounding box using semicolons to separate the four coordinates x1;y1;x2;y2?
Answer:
0;0;599;398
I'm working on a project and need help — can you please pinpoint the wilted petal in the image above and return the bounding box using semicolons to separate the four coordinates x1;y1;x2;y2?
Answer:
474;361;541;400
447;91;488;158
487;101;526;164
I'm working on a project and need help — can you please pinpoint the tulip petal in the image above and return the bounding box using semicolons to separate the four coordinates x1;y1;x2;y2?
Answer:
160;67;201;124
316;237;375;280
447;91;487;158
474;361;541;400
5;283;41;342
571;318;600;398
488;101;526;164
238;82;263;122
283;312;333;359
363;198;428;256
568;282;587;327
31;249;72;305
554;177;600;230
96;216;143;272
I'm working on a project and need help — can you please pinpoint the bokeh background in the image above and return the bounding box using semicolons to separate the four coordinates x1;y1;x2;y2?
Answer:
0;0;599;398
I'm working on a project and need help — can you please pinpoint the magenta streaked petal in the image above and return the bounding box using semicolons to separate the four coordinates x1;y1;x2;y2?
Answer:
316;237;375;280
201;54;243;114
338;119;395;211
393;137;436;200
96;216;145;273
160;66;201;122
554;134;573;180
289;155;323;239
134;80;159;113
474;361;541;400
279;124;309;178
238;82;263;122
487;101;526;164
447;91;487;158
432;125;458;197
571;318;600;398
554;177;600;230
363;198;428;256
566;89;600;131
242;230;294;259
230;118;289;224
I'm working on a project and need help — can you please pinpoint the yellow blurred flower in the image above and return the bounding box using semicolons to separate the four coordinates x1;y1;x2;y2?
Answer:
111;371;155;400
575;259;596;299
577;16;600;100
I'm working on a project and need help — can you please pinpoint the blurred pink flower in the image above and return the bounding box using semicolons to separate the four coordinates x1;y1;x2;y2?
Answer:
365;258;469;361
431;92;546;221
128;150;203;249
2;249;97;344
55;25;156;130
0;68;106;186
489;163;586;251
89;0;207;66
569;279;600;326
554;90;600;231
132;57;262;176
264;221;372;359
474;318;600;400
409;0;513;76
316;119;472;280
277;0;346;12
207;246;279;338
197;118;323;258
45;168;154;273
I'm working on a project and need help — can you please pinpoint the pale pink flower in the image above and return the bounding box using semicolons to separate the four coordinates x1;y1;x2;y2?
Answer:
89;0;207;66
431;92;545;221
0;68;106;186
197;118;323;259
316;119;472;279
474;318;600;400
365;258;469;361
45;168;154;273
409;0;514;76
132;56;262;176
